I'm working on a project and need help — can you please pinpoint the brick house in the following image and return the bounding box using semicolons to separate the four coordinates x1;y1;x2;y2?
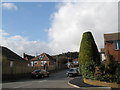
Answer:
31;53;55;69
104;32;120;62
67;58;78;68
72;58;79;67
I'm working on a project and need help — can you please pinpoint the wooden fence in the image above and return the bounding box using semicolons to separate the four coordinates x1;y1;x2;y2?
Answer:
2;57;66;81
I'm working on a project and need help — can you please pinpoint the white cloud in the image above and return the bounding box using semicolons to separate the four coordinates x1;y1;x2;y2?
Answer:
2;3;18;10
0;29;9;36
1;30;52;56
1;2;118;56
48;2;118;54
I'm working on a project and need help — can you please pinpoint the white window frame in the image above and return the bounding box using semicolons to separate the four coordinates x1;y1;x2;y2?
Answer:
114;41;120;50
41;61;47;66
34;61;38;65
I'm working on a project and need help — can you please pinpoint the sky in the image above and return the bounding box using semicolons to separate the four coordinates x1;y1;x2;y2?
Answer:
1;1;118;56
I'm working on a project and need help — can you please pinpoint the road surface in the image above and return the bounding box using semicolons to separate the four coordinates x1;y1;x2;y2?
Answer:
2;69;75;89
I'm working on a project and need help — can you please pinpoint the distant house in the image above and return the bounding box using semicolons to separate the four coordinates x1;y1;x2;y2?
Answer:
67;58;78;68
72;58;79;67
23;53;35;66
104;32;120;62
23;53;35;61
31;53;55;70
100;48;106;61
100;48;106;64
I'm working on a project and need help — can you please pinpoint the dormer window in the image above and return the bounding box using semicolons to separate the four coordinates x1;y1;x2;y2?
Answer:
38;56;44;60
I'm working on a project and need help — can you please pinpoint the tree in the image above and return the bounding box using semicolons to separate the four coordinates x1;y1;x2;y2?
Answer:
79;32;100;74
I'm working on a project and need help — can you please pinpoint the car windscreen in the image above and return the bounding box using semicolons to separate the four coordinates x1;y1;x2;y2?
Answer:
33;70;41;72
69;69;74;71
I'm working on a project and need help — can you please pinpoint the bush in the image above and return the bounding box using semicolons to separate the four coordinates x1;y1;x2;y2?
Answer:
96;74;116;83
95;63;120;84
79;32;100;66
78;32;100;76
81;61;96;80
104;54;117;74
115;64;120;84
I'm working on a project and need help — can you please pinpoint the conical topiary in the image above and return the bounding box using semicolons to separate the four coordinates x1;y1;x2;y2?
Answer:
79;31;100;68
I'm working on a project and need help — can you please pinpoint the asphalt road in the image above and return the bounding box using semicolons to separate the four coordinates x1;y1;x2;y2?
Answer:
2;69;76;89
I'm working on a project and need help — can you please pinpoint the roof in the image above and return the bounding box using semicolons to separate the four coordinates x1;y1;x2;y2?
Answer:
23;53;35;61
0;46;27;62
104;32;120;41
31;53;55;61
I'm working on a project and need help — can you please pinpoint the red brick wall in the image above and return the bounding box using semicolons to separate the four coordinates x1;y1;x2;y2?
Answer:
105;42;120;62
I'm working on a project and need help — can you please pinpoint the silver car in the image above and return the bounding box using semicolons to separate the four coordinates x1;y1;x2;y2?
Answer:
66;68;79;77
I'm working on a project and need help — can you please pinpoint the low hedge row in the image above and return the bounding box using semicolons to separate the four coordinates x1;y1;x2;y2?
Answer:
81;61;120;84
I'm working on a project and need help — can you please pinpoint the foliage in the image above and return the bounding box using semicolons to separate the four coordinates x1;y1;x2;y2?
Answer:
79;32;100;66
115;64;120;84
62;52;79;59
104;54;118;74
96;74;116;82
95;58;120;84
81;61;96;80
78;31;120;84
78;32;100;76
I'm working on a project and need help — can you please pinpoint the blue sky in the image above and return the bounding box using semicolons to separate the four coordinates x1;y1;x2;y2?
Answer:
1;2;117;56
2;2;57;42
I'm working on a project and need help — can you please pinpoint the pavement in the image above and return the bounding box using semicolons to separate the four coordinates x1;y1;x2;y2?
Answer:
68;76;120;90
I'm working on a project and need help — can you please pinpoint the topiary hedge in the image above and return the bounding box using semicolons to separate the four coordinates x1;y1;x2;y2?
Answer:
78;31;100;78
78;31;120;84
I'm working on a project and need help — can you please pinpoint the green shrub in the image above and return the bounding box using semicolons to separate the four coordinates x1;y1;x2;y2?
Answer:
79;32;100;66
78;32;100;76
115;64;120;76
95;63;120;84
81;61;96;80
96;74;116;83
115;64;120;84
104;54;117;74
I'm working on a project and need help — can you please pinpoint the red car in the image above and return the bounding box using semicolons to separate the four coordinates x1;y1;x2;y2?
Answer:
31;69;49;78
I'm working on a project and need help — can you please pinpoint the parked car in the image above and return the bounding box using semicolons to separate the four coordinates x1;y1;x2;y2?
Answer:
66;68;80;77
31;69;49;78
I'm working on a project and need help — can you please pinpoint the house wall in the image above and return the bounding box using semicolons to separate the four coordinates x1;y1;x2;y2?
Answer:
33;60;50;67
105;42;120;62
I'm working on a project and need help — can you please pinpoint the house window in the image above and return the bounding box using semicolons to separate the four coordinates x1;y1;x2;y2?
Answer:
41;62;44;66
73;61;78;64
10;61;13;67
39;56;44;60
34;61;38;65
41;61;47;66
114;41;120;50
